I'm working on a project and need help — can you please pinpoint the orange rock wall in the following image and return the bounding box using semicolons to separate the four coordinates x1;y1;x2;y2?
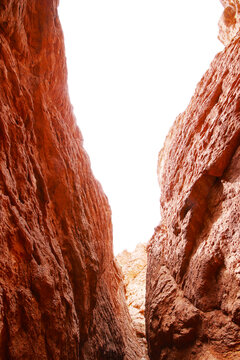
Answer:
146;4;240;360
0;1;143;359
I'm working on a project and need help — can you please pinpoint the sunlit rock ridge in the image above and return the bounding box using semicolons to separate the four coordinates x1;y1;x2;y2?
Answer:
146;0;240;359
0;1;143;359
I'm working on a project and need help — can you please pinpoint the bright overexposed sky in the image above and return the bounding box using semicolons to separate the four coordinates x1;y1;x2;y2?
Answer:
58;1;224;255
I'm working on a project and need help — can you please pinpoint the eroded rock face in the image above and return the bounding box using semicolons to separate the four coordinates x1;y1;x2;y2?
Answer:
116;243;149;359
146;9;240;360
218;0;240;45
0;1;143;359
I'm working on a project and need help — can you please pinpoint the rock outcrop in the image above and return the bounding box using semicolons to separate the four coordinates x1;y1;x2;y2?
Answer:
117;243;149;359
146;2;240;360
218;0;240;45
0;1;143;359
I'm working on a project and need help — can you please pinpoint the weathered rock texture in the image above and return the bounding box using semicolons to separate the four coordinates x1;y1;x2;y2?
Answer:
0;1;143;359
117;243;149;359
146;4;240;360
218;0;240;45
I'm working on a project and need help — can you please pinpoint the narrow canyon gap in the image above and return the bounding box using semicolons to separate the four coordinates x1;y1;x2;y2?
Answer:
58;0;223;256
1;1;240;360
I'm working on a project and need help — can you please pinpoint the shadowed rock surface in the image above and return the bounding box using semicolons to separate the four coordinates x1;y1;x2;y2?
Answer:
146;2;240;359
117;243;149;359
0;1;143;359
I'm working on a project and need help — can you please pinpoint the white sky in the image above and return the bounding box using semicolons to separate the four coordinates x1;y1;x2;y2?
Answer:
58;1;224;255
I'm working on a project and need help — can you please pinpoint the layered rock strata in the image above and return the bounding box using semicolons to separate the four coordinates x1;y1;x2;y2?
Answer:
0;1;143;359
146;4;240;360
117;243;149;359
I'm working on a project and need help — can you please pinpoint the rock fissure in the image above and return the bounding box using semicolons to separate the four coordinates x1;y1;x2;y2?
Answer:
117;244;149;359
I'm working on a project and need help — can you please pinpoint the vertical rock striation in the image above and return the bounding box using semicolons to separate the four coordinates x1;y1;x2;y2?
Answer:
0;1;143;359
146;2;240;359
117;243;149;359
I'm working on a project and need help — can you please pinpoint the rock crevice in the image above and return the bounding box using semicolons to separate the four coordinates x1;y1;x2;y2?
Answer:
117;243;149;359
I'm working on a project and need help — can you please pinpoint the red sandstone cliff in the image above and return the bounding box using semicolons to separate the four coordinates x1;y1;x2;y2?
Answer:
0;1;143;359
146;1;240;359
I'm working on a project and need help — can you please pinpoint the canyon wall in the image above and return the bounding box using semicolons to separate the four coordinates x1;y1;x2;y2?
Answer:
0;1;143;359
146;1;240;359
